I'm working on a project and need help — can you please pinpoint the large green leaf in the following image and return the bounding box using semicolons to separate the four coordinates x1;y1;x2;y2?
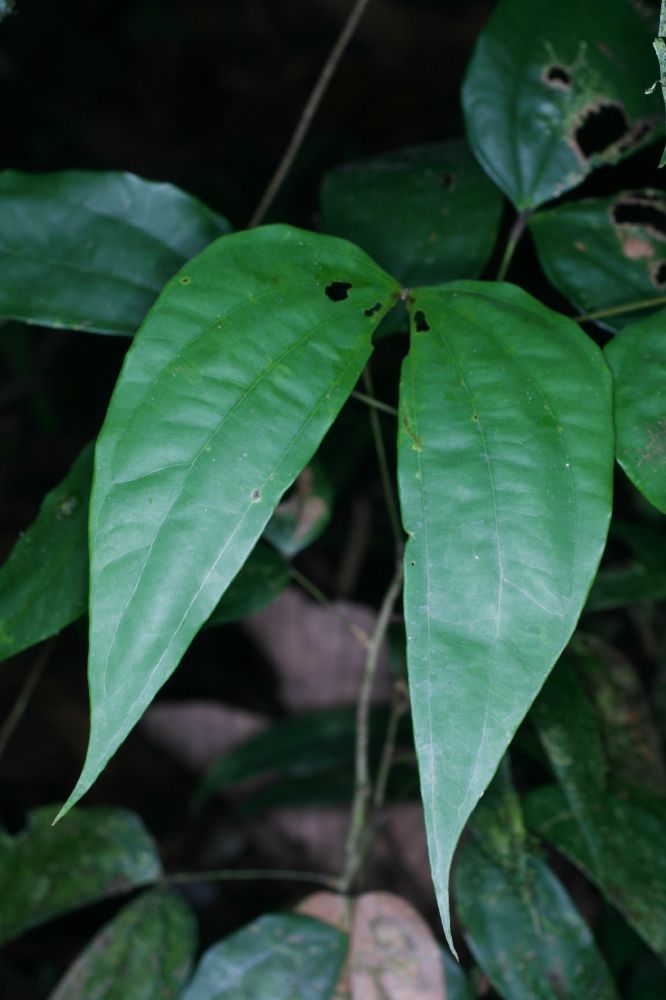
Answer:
48;889;196;1000
0;443;93;662
605;311;666;513
455;762;618;999
181;913;346;999
530;192;666;330
321;140;503;286
397;281;613;948
0;807;161;944
0;449;289;664
0;171;230;335
525;785;666;962
60;226;398;817
462;0;661;210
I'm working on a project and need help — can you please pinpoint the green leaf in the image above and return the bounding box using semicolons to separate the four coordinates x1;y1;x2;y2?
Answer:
321;140;504;286
264;460;332;557
462;0;661;210
455;763;619;1000
530;192;666;330
0;806;161;944
0;0;14;24
61;225;398;818
441;950;475;1000
0;170;230;335
204;543;289;627
653;4;666;168
605;310;666;513
181;912;347;999
48;889;196;1000
586;563;666;612
0;444;93;662
397;281;613;949
0;452;289;663
524;785;666;962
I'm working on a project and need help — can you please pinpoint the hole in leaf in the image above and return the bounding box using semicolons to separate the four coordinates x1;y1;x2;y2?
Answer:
325;281;352;302
414;310;430;332
442;172;455;190
573;101;631;159
251;489;261;502
180;276;191;285
651;260;666;288
364;302;382;317
543;64;571;89
611;199;666;239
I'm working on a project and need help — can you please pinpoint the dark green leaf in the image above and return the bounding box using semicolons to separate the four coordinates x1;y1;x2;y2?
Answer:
0;807;161;944
0;444;93;662
524;785;666;962
653;4;666;168
321;140;504;286
397;280;613;948
462;0;661;210
605;310;666;513
61;225;398;818
264;460;332;557
530;192;666;330
181;913;346;999
48;889;196;1000
455;763;618;1000
0;0;13;23
441;949;475;1000
205;543;289;627
0;171;230;335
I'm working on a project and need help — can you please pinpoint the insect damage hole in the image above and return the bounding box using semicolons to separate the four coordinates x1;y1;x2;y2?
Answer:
325;281;352;302
251;489;261;502
573;101;632;159
364;302;382;317
413;310;430;332
650;260;666;288
543;64;571;89
611;198;666;239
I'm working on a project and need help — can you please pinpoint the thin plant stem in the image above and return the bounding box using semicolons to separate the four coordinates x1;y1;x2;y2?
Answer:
350;390;398;418
0;640;54;760
372;680;409;815
340;559;404;893
575;296;666;324
249;0;373;227
496;211;528;281
163;868;338;890
289;565;370;649
362;368;403;551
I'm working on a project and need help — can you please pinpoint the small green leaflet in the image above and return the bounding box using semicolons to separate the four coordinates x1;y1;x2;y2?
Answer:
397;281;613;950
58;225;399;819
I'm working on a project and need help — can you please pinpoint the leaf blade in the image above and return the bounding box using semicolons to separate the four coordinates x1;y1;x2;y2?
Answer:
397;281;613;948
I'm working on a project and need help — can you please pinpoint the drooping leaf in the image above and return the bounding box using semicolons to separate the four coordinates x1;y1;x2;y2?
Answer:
0;443;93;662
180;913;346;1000
397;281;613;948
321;140;504;286
0;807;161;944
524;785;666;962
61;225;399;817
530;192;666;330
204;543;289;627
462;0;661;210
455;763;619;1000
48;889;196;1000
263;460;332;557
0;170;230;335
605;310;666;513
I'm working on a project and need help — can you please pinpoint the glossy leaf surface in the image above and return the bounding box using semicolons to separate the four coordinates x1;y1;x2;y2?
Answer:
525;786;666;962
605;311;666;513
462;0;661;210
0;170;229;335
0;807;161;944
530;192;666;330
455;763;618;999
181;913;346;1000
321;140;503;286
397;281;613;947
49;889;196;1000
63;225;398;816
0;444;93;662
